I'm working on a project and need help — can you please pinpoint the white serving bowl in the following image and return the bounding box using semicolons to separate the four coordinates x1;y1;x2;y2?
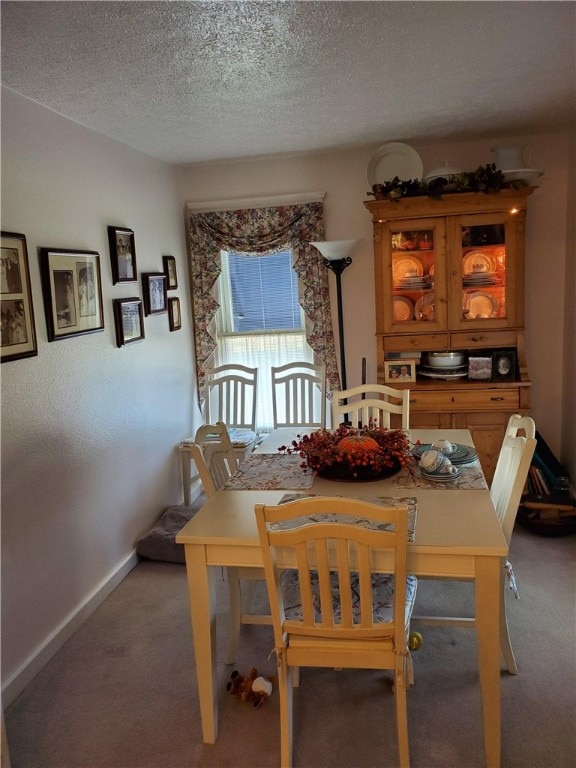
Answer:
426;351;465;368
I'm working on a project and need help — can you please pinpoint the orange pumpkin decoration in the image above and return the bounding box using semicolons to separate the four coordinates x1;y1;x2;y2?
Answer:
338;435;380;454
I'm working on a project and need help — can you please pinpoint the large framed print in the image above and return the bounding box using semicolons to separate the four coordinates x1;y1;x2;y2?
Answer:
1;231;38;362
39;248;104;341
108;226;137;284
113;297;145;347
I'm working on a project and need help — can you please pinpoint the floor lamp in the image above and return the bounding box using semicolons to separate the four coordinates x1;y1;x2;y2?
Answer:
310;239;361;394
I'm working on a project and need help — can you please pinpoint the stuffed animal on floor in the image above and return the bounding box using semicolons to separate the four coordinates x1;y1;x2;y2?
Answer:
226;667;273;709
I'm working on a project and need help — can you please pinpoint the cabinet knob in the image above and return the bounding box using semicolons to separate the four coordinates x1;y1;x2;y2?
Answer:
410;398;417;404
471;336;488;342
490;396;505;401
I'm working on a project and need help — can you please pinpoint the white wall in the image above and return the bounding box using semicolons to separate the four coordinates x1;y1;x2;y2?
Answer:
1;88;201;703
177;132;573;464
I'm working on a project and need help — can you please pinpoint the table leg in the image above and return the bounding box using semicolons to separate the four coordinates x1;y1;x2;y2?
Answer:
475;556;502;768
184;543;218;743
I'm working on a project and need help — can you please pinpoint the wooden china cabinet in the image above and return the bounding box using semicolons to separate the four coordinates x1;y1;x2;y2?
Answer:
365;188;535;484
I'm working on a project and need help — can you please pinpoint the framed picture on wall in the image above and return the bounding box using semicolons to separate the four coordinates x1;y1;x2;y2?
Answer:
1;231;38;362
142;272;167;316
163;255;178;290
384;359;417;383
168;296;181;331
39;248;104;341
108;226;137;284
113;297;145;347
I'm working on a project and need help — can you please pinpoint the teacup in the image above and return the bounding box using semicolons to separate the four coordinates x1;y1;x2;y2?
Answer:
432;439;457;455
420;449;451;474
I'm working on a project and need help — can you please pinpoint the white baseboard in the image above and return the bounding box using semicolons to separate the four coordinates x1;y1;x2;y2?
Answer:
2;550;139;707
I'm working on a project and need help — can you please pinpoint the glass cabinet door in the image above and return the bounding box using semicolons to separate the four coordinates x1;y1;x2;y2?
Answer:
384;217;446;332
450;211;518;330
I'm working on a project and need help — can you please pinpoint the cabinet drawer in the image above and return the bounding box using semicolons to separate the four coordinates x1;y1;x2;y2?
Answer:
410;388;519;412
385;333;449;352
450;330;518;349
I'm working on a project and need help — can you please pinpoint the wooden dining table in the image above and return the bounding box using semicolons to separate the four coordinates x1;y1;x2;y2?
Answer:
176;428;507;768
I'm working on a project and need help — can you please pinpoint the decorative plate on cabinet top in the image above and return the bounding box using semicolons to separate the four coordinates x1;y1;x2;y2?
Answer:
367;142;424;186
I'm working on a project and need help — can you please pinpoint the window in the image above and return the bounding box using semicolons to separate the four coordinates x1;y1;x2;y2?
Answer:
215;249;313;430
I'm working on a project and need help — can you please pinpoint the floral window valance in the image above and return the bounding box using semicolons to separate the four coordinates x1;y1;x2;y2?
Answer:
187;200;340;404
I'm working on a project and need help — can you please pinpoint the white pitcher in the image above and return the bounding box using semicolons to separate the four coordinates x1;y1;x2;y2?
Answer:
491;145;528;171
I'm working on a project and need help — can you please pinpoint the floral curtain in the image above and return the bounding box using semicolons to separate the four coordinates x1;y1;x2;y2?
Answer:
188;201;340;404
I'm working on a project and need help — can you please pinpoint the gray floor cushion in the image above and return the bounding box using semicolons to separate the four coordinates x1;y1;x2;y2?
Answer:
136;504;201;564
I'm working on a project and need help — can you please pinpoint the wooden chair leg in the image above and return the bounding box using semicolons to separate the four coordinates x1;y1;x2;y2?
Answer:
394;661;410;768
279;661;294;768
180;449;191;507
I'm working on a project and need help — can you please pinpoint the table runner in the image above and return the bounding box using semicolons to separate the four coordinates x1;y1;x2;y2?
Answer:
224;452;487;492
223;453;315;490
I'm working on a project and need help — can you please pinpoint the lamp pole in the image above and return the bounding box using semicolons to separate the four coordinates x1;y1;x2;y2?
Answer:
323;256;352;391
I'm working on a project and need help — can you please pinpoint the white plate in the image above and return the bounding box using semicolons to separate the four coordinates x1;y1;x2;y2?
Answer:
414;292;435;321
419;370;468;380
462;251;494;275
367;142;424;186
393;256;423;282
464;291;499;319
392;296;414;321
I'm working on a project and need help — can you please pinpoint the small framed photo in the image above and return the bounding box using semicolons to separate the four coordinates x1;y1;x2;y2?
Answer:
39;248;104;341
384;359;417;383
168;296;182;331
142;272;167;315
108;226;137;284
163;255;178;290
492;350;516;381
1;231;38;362
113;298;145;347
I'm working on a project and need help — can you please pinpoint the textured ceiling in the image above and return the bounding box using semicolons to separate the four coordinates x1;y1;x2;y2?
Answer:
1;1;574;165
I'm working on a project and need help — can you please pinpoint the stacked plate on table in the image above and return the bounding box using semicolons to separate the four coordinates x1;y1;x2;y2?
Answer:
412;443;478;465
420;466;461;483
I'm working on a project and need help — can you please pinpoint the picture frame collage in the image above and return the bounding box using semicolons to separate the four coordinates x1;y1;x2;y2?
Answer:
108;224;182;346
0;225;183;361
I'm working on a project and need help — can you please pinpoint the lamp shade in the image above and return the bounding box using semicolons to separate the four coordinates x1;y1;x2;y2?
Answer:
310;239;361;261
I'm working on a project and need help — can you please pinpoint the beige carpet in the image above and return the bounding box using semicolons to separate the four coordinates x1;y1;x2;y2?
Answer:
5;525;576;768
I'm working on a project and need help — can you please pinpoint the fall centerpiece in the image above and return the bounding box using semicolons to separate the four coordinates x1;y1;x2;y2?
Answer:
279;425;413;481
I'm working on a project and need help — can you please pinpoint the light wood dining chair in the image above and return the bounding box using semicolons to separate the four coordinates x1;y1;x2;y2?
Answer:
412;414;536;674
255;496;416;768
189;422;270;665
271;361;327;429
332;383;410;429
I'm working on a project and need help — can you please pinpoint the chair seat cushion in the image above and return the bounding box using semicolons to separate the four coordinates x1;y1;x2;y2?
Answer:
180;429;257;449
280;570;417;626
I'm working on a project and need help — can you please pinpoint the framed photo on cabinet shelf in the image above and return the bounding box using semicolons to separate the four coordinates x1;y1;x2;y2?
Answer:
113;297;145;347
163;255;178;289
384;359;417;383
492;349;516;381
142;272;167;316
168;296;181;331
1;231;38;362
39;248;104;341
108;226;137;284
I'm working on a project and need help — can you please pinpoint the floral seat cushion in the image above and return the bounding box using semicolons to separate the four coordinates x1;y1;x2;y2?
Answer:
280;569;417;626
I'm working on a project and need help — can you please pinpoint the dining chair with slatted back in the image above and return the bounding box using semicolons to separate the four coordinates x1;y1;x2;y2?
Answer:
271;361;327;429
412;414;536;675
205;363;258;432
332;383;410;429
255;495;416;768
190;422;269;664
